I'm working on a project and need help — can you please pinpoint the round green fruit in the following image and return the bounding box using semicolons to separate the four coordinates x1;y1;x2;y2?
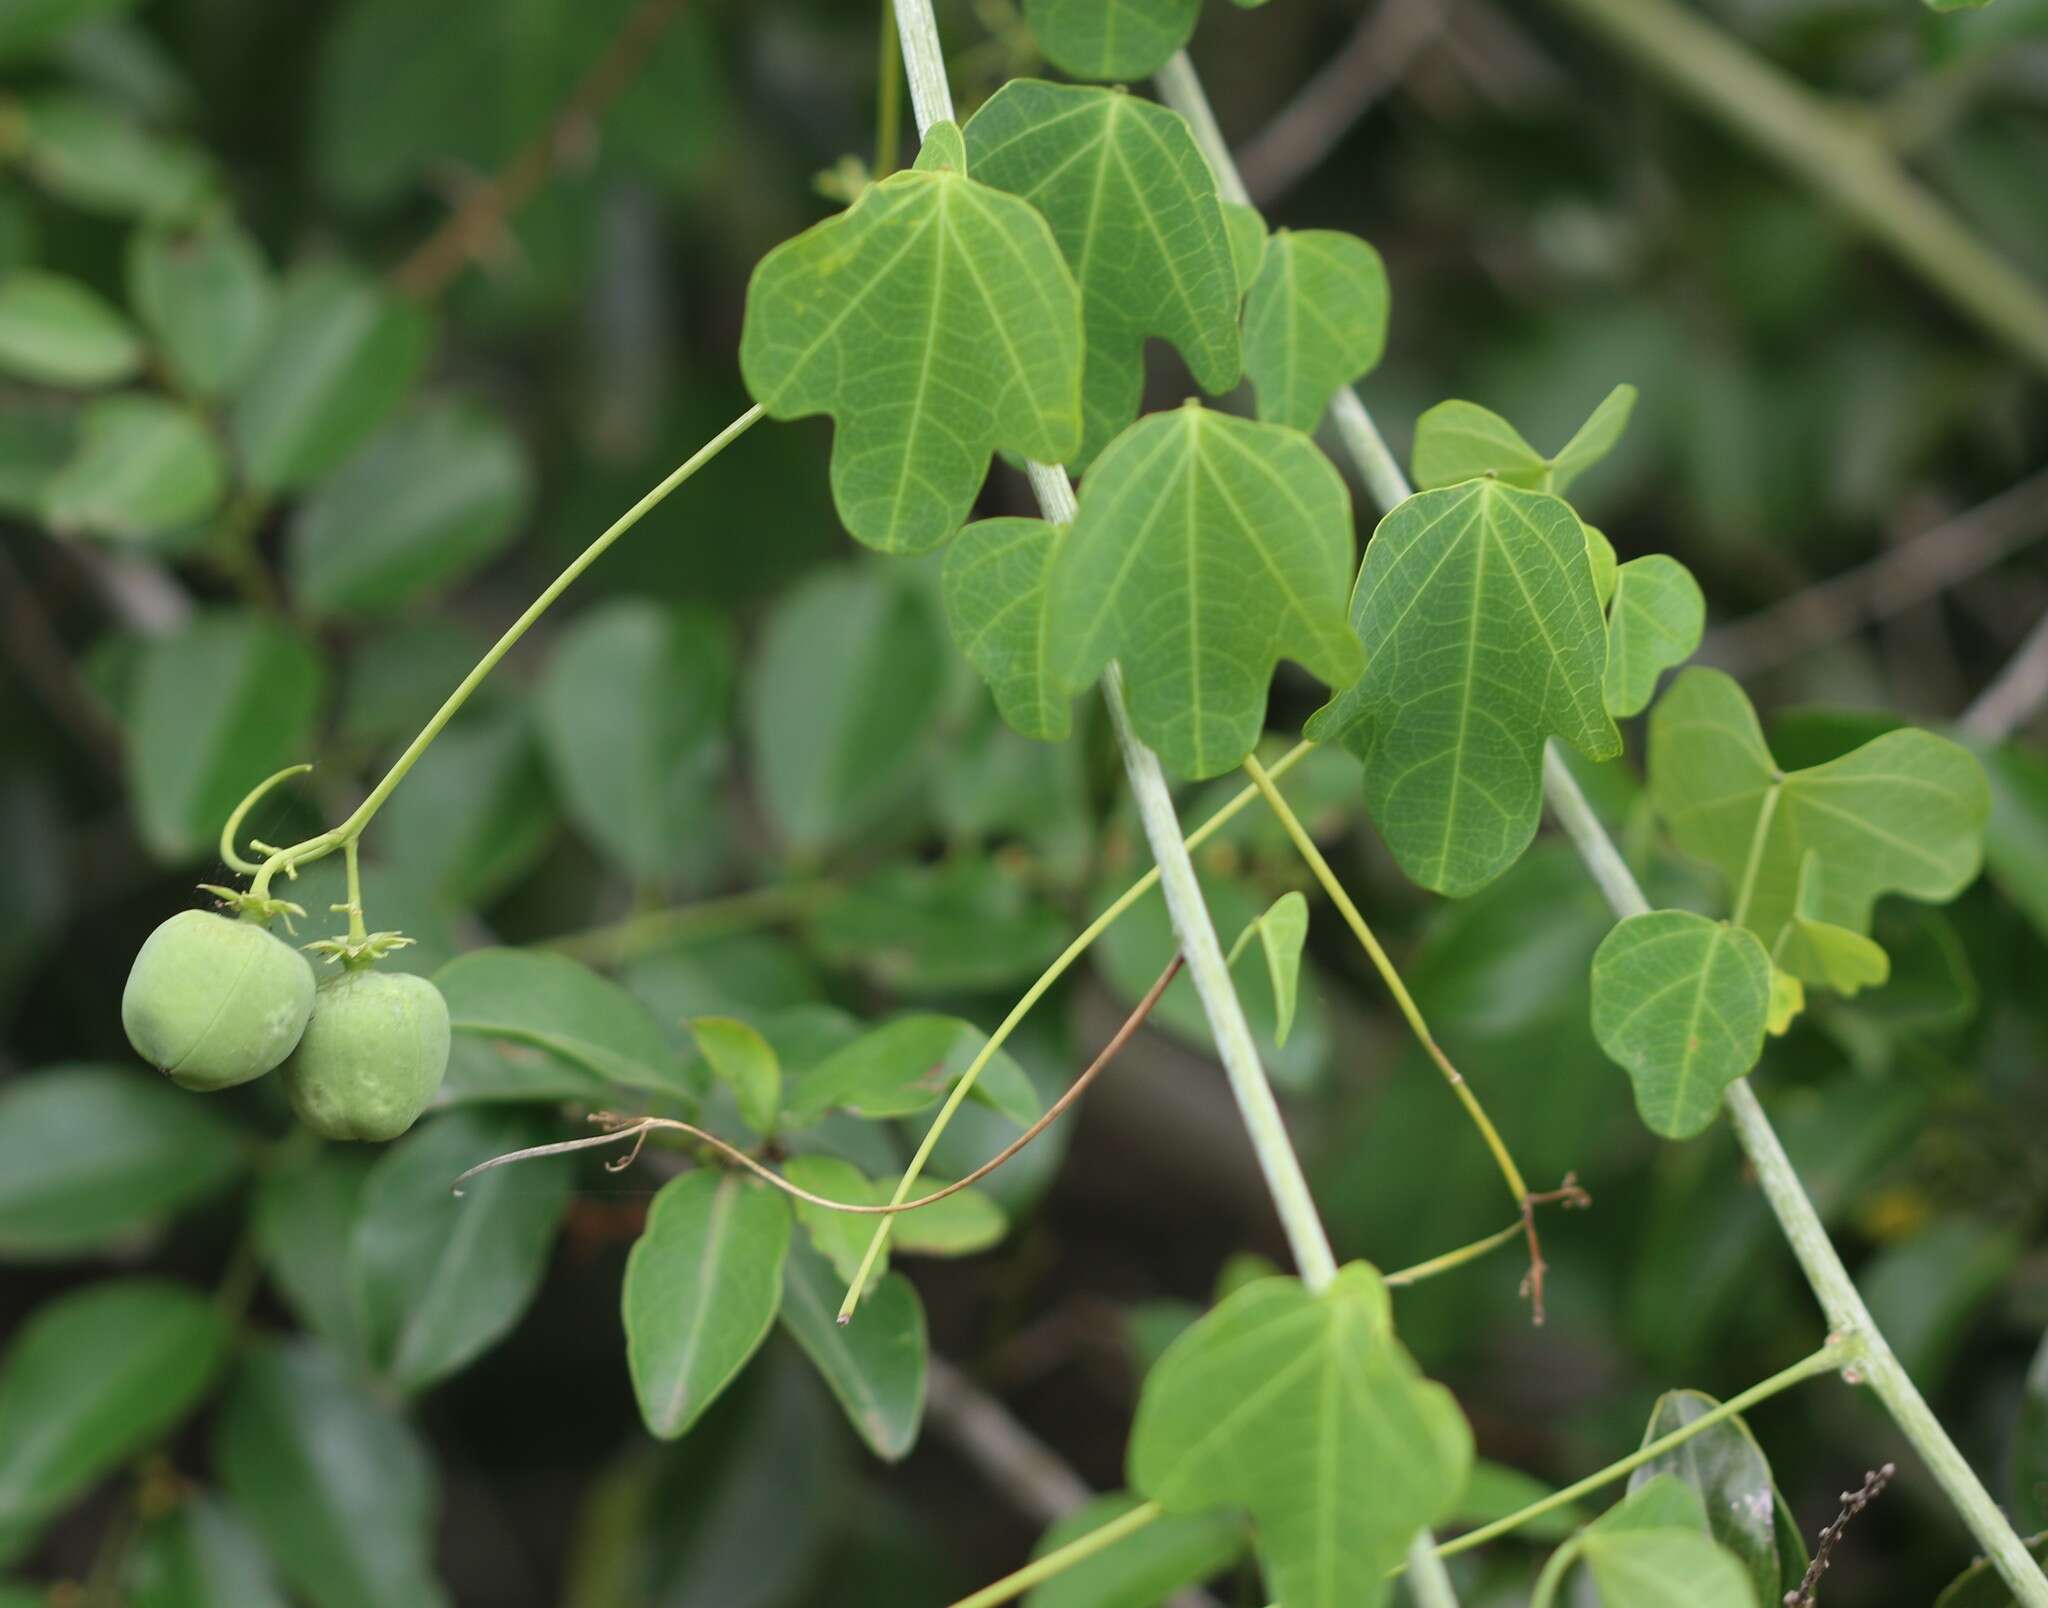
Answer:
283;969;451;1142
122;909;317;1091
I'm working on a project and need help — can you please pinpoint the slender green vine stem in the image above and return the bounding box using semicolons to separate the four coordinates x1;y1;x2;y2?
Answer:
1537;0;2048;377
875;0;902;178
948;1500;1167;1608
242;404;765;901
1159;46;2048;1601
837;737;1317;1319
1383;1220;1529;1289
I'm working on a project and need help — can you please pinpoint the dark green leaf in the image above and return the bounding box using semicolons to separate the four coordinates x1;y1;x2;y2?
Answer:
1023;1491;1246;1608
230;261;432;492
784;1014;1040;1127
778;1237;926;1462
1590;910;1772;1139
19;94;212;218
1128;1265;1471;1608
1242;229;1389;433
739;124;1082;553
1023;0;1200;80
1629;1390;1785;1605
1310;480;1619;895
351;1109;573;1393
127;609;323;861
0;1280;228;1530
536;600;731;881
253;1148;373;1363
0;270;141;386
287;399;531;616
129;213;276;398
42;393;225;541
624;1172;791;1440
1052;403;1363;778
438;948;693;1099
215;1339;447;1608
964;80;1240;465
0;1064;246;1258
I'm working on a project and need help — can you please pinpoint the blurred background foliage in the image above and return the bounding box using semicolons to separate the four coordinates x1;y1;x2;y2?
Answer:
2;0;2047;1603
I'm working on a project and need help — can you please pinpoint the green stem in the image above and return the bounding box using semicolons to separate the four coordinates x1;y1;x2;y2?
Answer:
1406;1530;1462;1608
875;0;902;178
1154;45;2048;1602
837;739;1316;1318
1384;1220;1527;1288
249;404;764;900
947;1500;1165;1608
1432;1342;1851;1564
1538;0;2048;376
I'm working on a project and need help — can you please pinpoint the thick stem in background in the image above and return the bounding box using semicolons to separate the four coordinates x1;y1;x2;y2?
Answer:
1155;45;2048;1602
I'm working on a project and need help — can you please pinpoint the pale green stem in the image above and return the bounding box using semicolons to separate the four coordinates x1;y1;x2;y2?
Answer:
875;0;902;178
1406;1530;1461;1608
341;838;366;946
1538;0;2048;376
1153;45;2048;1601
947;1500;1166;1608
249;404;765;900
1383;1220;1526;1288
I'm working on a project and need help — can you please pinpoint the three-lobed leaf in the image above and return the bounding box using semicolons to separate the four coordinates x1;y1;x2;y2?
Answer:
1603;554;1704;718
964;80;1240;466
624;1171;791;1440
1647;668;1988;983
740;122;1082;553
1023;0;1201;81
1051;402;1363;778
944;516;1071;741
1590;910;1772;1140
1129;1264;1471;1608
1242;229;1388;433
1309;479;1618;896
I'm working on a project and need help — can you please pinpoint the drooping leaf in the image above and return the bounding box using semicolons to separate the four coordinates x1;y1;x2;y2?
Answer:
129;213;276;399
127;1493;290;1608
784;1014;1040;1128
624;1172;791;1440
1308;480;1619;896
350;1109;573;1394
1590;910;1772;1140
1022;0;1201;80
691;1017;781;1135
1128;1265;1471;1608
1051;402;1362;778
215;1340;447;1608
964;80;1240;465
746;565;948;854
1629;1390;1788;1606
286;399;532;616
229;260;432;492
253;1150;374;1364
127;609;324;862
1603;554;1704;718
0;270;141;386
0;1281;228;1531
1775;854;1890;995
536;600;731;880
1411;384;1637;497
739;122;1082;553
42;393;225;540
18;94;213;218
437;948;694;1099
1647;668;1988;982
778;1237;926;1462
944;517;1071;741
1242;229;1389;433
1227;890;1308;1047
0;1064;246;1258
1023;1491;1246;1608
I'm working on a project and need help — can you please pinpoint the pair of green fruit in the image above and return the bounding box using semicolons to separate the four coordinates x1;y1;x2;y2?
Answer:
120;909;449;1141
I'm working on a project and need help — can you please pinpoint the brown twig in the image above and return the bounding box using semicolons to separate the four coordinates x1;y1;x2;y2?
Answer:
1785;1462;1895;1606
452;955;1185;1211
1517;1172;1593;1326
389;0;688;301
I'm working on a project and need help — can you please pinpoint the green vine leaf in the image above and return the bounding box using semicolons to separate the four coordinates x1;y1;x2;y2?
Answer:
1629;1389;1796;1606
1584;525;1618;610
1411;383;1637;497
1308;480;1619;896
1242;229;1389;433
690;1016;781;1135
1050;402;1363;779
1647;668;1988;984
1227;890;1308;1047
1221;201;1269;296
964;80;1241;466
1603;554;1705;718
739;120;1083;553
1023;0;1201;82
1128;1264;1471;1608
1533;1476;1753;1608
1590;910;1772;1140
1775;853;1890;996
943;516;1071;741
623;1171;790;1441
